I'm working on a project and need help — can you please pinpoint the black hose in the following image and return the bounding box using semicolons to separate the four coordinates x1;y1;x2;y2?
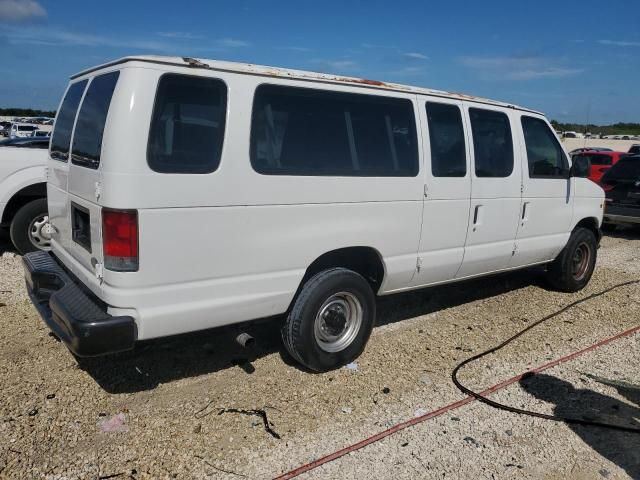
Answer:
452;279;640;434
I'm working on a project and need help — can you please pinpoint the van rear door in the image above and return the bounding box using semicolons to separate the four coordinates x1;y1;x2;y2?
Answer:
48;71;120;280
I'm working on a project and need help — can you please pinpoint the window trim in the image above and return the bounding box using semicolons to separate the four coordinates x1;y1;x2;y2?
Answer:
71;70;121;170
521;115;569;180
249;82;420;177
50;79;89;163
146;72;229;175
469;107;515;179
425;101;467;178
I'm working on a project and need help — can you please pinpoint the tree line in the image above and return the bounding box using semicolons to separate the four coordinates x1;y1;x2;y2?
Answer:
0;108;56;118
551;120;640;136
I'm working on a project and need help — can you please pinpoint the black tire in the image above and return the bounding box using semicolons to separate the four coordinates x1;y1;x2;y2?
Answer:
601;223;617;233
546;227;597;292
9;198;49;255
282;268;376;372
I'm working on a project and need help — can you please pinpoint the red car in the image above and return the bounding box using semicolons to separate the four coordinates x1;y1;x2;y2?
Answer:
571;150;628;184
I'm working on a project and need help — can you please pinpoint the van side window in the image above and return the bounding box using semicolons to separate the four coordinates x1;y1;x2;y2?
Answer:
426;102;466;177
521;116;568;178
469;108;514;177
72;71;120;169
251;85;418;177
147;74;227;174
50;80;88;161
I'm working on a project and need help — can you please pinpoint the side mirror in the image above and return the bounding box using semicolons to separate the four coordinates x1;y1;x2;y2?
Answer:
570;156;590;178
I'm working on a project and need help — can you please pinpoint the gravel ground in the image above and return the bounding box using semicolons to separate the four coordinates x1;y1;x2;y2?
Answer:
0;228;639;479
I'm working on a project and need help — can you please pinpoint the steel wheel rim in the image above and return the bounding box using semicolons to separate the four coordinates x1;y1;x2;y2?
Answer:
571;241;591;281
28;214;52;251
314;292;363;353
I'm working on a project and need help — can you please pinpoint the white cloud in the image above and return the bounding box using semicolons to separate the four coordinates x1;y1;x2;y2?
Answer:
508;67;584;80
2;26;253;55
402;52;428;60
218;38;251;48
157;31;204;40
277;46;311;52
0;0;45;22
599;39;640;47
325;60;357;69
459;55;584;81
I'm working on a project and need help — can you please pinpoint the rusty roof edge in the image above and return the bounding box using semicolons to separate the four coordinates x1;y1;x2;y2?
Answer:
70;55;543;115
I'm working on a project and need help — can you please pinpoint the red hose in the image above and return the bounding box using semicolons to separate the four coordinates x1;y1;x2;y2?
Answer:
274;324;640;479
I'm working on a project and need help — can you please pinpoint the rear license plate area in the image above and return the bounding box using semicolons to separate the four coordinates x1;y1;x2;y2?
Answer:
71;203;91;252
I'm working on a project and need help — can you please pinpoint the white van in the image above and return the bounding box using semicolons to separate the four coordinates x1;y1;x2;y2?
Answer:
24;56;603;371
10;123;39;139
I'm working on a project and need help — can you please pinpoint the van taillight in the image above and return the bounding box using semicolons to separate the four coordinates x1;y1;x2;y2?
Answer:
102;208;138;272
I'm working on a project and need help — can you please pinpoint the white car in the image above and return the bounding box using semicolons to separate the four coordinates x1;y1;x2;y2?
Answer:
9;123;39;139
0;139;49;253
24;56;603;371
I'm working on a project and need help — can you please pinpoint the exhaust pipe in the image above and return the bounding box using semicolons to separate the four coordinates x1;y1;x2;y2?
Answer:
235;332;255;348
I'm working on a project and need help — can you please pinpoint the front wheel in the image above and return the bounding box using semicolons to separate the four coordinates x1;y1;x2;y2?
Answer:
9;198;51;255
546;227;597;292
282;268;376;372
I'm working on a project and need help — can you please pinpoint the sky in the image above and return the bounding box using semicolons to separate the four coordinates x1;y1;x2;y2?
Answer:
0;0;638;124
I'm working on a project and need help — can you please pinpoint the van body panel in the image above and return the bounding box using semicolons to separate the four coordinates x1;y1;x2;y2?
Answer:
511;113;574;265
456;104;522;278
40;56;603;347
410;97;471;286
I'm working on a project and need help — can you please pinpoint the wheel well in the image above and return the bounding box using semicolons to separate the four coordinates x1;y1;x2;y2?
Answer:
1;183;47;226
574;217;601;242
301;247;386;294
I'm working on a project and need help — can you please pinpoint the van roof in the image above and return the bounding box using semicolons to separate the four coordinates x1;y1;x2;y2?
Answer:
71;55;543;115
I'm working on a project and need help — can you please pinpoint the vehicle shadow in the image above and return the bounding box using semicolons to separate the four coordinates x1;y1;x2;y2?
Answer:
519;373;640;478
0;230;17;255
79;267;547;394
603;225;640;240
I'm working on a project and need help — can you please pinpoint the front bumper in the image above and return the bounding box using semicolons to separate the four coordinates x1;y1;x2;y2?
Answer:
23;250;136;357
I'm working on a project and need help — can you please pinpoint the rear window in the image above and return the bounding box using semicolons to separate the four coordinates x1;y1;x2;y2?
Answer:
250;84;418;177
71;71;120;169
50;80;87;161
147;74;227;174
586;154;612;166
18;125;37;131
469;108;514;178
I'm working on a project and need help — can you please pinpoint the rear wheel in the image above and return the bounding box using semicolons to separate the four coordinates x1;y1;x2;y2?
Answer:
9;198;51;255
282;268;376;372
546;227;597;292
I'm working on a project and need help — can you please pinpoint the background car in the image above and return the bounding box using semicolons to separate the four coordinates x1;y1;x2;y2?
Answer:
30;130;50;137
0;137;50;149
568;147;612;155
9;123;39;139
570;150;629;184
0;121;11;137
601;155;640;231
629;144;640;155
0;135;48;253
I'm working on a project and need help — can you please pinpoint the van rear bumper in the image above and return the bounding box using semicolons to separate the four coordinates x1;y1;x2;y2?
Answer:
23;250;136;357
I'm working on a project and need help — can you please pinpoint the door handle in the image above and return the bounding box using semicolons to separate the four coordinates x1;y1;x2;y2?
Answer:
472;205;482;231
521;202;530;225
